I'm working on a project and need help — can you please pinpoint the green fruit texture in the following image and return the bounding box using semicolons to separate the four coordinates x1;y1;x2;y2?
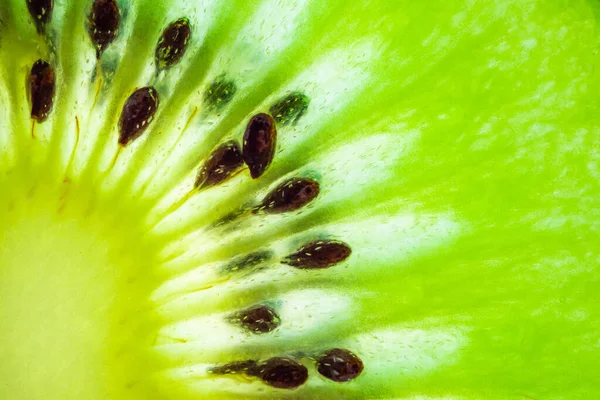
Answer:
0;0;598;399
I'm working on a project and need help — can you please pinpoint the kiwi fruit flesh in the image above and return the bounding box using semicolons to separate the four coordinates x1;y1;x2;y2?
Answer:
0;0;599;399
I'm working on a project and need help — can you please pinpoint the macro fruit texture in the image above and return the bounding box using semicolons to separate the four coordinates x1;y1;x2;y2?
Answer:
0;0;598;399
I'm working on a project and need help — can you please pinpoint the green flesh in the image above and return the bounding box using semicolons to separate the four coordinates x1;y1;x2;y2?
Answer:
1;0;599;399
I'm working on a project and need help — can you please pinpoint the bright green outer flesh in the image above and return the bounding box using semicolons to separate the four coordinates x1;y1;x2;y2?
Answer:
0;0;599;399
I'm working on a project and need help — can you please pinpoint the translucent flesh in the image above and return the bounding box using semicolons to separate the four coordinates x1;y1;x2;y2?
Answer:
0;0;599;399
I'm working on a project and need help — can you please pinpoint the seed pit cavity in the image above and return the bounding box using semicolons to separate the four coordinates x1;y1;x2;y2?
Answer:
118;87;159;146
155;17;191;70
269;92;309;126
258;358;308;389
243;113;277;179
29;59;55;123
282;240;351;269
27;0;53;34
234;304;281;334
316;348;363;383
210;360;259;376
203;76;237;110
257;177;320;214
88;0;121;59
195;141;244;189
223;250;273;273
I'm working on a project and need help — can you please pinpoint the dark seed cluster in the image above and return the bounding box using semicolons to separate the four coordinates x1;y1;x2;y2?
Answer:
29;59;55;123
111;17;193;150
27;0;53;34
20;5;363;390
204;102;362;391
88;0;121;59
211;349;362;390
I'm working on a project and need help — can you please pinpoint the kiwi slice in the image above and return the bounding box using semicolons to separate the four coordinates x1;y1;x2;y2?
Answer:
0;0;598;399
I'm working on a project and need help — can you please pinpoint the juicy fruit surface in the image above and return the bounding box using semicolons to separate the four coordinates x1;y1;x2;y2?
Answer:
0;0;599;399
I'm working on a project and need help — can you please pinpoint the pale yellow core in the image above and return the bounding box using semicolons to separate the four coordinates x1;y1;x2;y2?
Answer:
0;178;160;400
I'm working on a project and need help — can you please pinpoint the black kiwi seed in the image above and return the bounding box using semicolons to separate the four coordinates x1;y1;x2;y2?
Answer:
118;87;159;146
155;17;192;70
88;0;121;59
269;92;309;126
195;141;244;189
257;357;308;389
29;59;55;123
257;177;320;214
27;0;53;34
282;240;352;269
235;304;280;334
316;348;364;383
203;76;237;110
242;113;277;179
